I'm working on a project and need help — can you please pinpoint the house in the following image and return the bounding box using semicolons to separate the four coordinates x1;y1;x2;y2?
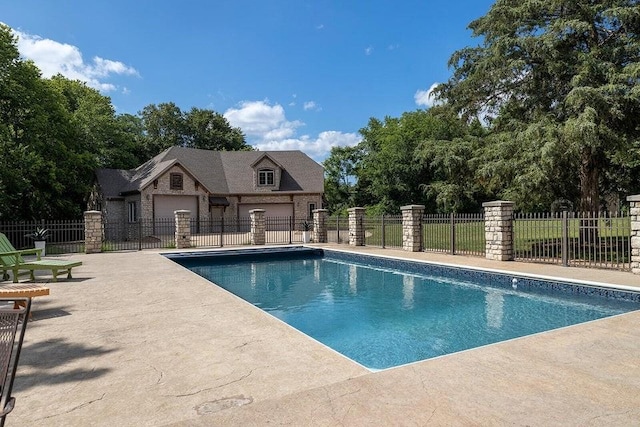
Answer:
90;146;324;225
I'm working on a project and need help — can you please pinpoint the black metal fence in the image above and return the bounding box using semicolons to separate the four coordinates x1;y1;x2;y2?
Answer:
0;220;85;254
1;211;632;272
514;211;631;270
363;215;403;248
422;213;485;256
327;216;349;244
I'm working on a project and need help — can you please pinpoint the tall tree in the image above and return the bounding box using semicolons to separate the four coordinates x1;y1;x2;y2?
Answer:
140;102;250;155
323;145;360;214
184;107;248;151
439;0;640;211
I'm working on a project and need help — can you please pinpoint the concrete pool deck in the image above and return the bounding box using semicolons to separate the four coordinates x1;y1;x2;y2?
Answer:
9;245;640;426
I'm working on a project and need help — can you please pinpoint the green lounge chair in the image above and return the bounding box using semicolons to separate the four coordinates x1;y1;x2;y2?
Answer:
0;233;82;283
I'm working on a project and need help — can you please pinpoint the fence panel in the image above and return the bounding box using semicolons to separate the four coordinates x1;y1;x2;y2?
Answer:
422;214;485;256
454;213;485;256
326;216;349;244
103;218;176;251
265;216;296;244
218;217;251;247
362;215;403;248
422;214;452;253
514;212;563;264
514;211;630;270
0;220;85;254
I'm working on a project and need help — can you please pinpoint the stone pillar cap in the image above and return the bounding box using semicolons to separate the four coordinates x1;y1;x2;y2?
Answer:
627;195;640;202
482;200;515;207
400;205;425;210
84;210;101;215
174;209;191;214
347;207;365;212
249;209;266;213
312;209;328;212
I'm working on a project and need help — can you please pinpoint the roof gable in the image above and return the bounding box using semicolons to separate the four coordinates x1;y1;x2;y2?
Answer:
95;147;323;197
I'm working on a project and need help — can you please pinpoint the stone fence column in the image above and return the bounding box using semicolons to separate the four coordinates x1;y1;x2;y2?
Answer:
401;205;424;252
348;207;365;246
175;210;191;249
313;209;328;243
482;201;515;261
626;195;640;274
250;209;265;245
84;210;103;253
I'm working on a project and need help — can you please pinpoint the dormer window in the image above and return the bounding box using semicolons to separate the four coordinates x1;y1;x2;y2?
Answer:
170;173;183;190
258;169;275;186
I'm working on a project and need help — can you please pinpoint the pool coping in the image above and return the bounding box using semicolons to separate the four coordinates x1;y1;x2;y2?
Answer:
12;247;640;426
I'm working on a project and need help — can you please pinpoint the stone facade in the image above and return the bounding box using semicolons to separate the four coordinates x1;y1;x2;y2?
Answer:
348;207;365;246
250;209;266;245
401;205;424;252
84;210;103;253
140;165;210;221
483;201;515;261
175;210;191;249
312;209;328;243
251;156;282;192
626;195;640;274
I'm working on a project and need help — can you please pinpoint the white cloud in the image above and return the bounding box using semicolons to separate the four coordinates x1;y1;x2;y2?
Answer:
224;100;302;139
13;28;138;92
414;82;441;108
224;100;360;161
365;46;374;55
316;24;324;30
303;101;322;111
256;131;361;161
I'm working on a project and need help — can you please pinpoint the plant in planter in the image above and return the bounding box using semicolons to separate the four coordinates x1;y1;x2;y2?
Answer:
26;227;50;256
301;221;312;243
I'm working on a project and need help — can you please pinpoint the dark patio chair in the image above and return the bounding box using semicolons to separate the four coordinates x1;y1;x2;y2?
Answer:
0;298;30;426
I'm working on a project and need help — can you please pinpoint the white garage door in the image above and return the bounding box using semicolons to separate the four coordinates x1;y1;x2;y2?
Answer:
154;195;198;219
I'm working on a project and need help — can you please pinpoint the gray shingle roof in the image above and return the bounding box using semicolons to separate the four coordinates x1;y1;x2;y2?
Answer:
96;146;324;196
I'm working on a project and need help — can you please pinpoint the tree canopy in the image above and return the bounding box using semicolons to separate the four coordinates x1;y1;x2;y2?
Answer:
438;0;640;211
323;106;486;214
0;24;251;220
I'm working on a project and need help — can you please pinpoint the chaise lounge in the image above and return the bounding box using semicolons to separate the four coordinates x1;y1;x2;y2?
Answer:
0;233;82;283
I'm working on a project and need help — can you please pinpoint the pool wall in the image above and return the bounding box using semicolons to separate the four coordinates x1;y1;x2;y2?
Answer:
323;249;640;304
165;246;640;304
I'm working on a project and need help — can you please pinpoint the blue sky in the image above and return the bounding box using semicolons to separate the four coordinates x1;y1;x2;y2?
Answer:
1;0;494;161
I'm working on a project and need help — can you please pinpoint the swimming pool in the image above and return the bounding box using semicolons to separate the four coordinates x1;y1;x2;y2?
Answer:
167;247;640;370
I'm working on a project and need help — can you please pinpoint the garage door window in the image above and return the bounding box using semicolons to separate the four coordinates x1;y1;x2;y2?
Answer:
258;169;274;186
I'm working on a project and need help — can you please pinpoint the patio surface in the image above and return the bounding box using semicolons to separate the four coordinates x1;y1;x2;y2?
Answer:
8;245;640;426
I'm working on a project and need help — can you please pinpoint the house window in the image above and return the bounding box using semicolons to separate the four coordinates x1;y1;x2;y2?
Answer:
128;202;137;222
308;203;316;219
258;169;275;186
170;173;183;190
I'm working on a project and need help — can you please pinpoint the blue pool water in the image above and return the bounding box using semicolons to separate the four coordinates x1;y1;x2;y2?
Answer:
169;248;639;370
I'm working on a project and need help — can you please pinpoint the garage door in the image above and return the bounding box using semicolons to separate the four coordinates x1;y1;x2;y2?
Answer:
154;195;198;219
239;204;293;231
238;203;293;219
